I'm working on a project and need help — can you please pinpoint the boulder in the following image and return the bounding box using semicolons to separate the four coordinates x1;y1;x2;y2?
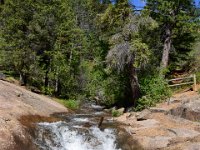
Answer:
0;73;5;80
136;109;151;121
169;100;200;121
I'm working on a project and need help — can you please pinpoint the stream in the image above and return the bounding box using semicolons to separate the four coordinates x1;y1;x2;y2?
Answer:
33;102;128;150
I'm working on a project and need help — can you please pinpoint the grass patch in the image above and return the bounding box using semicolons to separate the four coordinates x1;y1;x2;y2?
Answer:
57;99;80;110
5;76;19;84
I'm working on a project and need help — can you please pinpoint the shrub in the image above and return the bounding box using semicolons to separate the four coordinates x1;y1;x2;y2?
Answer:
59;99;80;110
111;109;123;117
5;76;16;83
198;89;200;95
196;72;200;83
136;76;172;111
41;86;54;95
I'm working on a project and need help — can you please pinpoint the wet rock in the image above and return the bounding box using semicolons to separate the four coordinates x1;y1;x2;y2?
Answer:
136;109;151;121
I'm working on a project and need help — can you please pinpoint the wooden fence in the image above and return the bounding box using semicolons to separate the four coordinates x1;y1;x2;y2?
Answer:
167;74;197;91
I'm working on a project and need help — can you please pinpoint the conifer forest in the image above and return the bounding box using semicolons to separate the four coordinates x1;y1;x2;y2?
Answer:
1;0;200;110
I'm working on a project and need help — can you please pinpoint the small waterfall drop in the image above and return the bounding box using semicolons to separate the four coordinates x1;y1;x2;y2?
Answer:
34;103;122;150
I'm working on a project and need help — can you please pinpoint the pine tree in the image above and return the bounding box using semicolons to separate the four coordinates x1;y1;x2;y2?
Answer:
52;0;87;97
0;0;35;85
97;0;156;106
27;0;60;92
145;0;198;73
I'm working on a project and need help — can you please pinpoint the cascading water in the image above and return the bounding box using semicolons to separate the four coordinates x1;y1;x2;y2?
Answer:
34;103;122;150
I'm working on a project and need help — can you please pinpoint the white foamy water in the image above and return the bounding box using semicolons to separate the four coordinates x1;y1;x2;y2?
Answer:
94;111;104;115
72;118;89;122
35;121;121;150
91;104;104;109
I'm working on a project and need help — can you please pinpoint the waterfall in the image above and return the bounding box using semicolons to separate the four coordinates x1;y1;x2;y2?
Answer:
35;121;121;150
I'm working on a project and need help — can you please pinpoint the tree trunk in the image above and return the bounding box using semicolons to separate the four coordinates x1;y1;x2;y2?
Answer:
160;25;172;70
129;64;141;107
55;69;61;96
44;69;49;94
0;0;4;5
55;67;59;93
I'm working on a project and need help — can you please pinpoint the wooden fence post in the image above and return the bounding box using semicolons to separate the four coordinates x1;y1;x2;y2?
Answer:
193;74;197;92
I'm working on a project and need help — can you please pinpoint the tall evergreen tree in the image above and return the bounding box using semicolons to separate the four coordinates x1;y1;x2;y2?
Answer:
97;0;156;106
0;0;35;85
145;0;198;73
52;0;87;97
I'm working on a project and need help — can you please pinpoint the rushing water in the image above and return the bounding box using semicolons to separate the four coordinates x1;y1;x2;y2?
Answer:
34;103;122;150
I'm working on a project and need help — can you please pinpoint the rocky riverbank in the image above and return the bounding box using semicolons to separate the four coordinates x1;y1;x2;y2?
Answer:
114;91;200;150
0;80;68;150
1;78;200;150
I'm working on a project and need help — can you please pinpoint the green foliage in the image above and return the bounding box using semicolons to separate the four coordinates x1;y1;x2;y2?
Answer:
41;86;54;96
5;77;17;83
111;109;123;117
0;0;198;110
83;60;129;106
136;76;172;111
198;89;200;95
196;72;200;83
145;0;199;72
59;99;80;110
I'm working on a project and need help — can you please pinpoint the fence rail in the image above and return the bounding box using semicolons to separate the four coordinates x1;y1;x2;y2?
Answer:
167;74;197;91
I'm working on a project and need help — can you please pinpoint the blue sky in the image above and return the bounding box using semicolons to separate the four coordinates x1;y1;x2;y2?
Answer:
130;0;200;8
